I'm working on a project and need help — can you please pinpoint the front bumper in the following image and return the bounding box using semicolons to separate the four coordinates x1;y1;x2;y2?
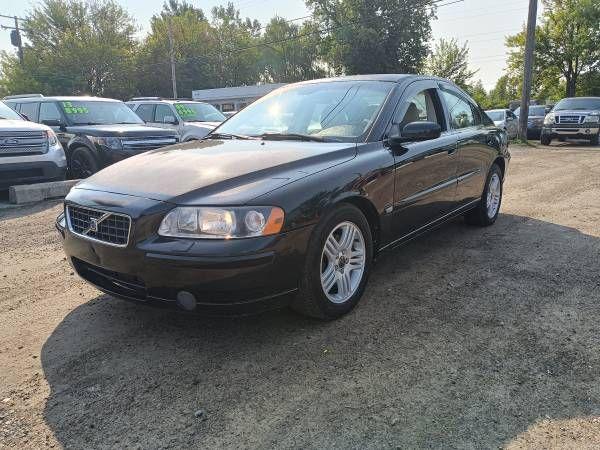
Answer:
542;124;600;138
0;160;67;189
58;193;312;314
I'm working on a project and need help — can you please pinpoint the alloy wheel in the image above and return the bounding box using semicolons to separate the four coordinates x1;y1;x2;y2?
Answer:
320;221;366;304
486;173;501;219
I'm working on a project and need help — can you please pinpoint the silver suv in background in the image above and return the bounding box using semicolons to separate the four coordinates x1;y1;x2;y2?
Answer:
485;109;518;139
0;101;66;189
541;97;600;146
127;98;226;141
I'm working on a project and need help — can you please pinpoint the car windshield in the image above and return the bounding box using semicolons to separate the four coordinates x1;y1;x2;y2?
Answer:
513;106;546;117
0;102;23;120
554;98;600;111
486;110;504;121
175;103;226;122
214;81;394;142
60;100;144;125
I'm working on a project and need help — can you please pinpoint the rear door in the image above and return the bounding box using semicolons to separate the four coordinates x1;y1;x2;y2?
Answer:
390;80;459;239
439;84;492;206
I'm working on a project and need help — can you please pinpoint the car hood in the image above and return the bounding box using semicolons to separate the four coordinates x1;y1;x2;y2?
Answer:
0;119;50;132
66;124;177;137
186;121;221;129
553;109;600;116
74;138;357;205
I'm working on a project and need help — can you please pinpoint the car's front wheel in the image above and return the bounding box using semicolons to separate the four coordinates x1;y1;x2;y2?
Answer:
292;203;373;320
70;147;99;179
465;163;503;227
590;134;599;146
540;134;552;146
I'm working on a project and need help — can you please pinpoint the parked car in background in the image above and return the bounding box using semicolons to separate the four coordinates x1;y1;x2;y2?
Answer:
513;104;548;139
0;100;66;189
4;95;179;178
541;97;600;146
485;109;518;138
126;98;226;141
56;74;509;320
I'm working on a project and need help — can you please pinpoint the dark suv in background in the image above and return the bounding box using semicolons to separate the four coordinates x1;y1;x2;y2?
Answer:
514;104;549;139
4;95;178;178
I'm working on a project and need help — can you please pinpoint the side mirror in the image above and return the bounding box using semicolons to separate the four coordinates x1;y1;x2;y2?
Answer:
388;121;442;149
42;119;62;127
163;115;178;125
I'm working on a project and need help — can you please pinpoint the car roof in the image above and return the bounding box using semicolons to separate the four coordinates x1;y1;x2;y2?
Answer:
293;74;430;85
15;96;121;103
130;98;211;105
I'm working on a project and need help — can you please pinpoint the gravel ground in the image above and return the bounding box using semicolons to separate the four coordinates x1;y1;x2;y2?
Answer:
1;143;600;449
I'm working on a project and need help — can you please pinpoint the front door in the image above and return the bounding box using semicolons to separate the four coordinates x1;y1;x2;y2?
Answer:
390;82;459;240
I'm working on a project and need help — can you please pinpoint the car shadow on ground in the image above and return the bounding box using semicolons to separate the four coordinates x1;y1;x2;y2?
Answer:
41;213;600;449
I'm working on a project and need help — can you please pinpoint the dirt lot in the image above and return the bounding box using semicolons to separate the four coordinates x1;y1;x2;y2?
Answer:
1;143;600;449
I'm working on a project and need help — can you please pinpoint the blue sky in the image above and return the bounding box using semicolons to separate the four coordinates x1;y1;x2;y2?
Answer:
0;0;538;90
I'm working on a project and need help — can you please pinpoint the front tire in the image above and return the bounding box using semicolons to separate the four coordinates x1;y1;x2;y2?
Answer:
540;134;552;146
465;164;503;227
70;147;99;179
590;134;599;146
292;203;373;320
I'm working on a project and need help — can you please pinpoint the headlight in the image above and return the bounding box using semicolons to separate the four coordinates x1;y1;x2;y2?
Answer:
45;130;60;147
544;113;555;125
88;136;122;150
584;115;599;123
158;206;285;239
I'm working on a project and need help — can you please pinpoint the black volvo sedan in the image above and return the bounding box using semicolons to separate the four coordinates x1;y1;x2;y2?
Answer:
56;75;509;319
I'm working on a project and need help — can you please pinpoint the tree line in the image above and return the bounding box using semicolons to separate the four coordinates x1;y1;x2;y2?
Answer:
0;0;597;109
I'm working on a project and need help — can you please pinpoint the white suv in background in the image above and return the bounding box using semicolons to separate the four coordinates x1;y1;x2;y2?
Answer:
126;98;226;141
0;101;66;189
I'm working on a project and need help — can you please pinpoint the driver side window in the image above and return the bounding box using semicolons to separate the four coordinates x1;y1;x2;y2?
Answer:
397;90;440;130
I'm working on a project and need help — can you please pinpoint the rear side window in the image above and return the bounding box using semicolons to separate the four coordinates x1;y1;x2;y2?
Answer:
135;103;155;122
39;102;62;123
19;102;40;122
441;91;474;129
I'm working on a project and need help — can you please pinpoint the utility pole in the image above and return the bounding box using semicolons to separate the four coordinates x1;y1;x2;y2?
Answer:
518;0;538;141
167;18;178;99
0;14;24;65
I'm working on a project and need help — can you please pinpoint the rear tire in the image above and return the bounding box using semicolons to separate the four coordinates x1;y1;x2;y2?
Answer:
465;164;503;227
292;203;373;320
70;147;99;179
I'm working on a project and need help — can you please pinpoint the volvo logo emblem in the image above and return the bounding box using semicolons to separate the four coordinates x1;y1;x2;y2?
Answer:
89;218;99;233
83;213;110;235
2;138;19;146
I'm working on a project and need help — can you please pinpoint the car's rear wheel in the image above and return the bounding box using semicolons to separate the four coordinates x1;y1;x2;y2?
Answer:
465;163;503;227
70;147;99;179
292;203;373;320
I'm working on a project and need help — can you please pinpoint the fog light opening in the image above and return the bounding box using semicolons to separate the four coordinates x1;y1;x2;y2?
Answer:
176;291;197;311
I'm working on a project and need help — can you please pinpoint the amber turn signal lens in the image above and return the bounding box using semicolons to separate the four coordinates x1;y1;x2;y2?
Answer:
263;207;285;235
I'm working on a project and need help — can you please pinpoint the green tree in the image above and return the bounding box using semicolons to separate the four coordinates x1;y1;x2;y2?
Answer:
135;1;217;97
487;74;520;109
260;17;325;83
506;0;599;99
4;0;138;98
424;38;478;89
467;80;490;109
306;0;435;75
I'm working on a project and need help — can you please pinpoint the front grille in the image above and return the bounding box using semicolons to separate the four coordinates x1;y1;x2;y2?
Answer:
0;131;47;157
121;136;178;152
67;205;131;246
556;115;584;124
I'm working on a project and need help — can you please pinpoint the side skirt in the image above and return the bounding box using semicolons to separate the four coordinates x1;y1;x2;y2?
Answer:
377;199;480;253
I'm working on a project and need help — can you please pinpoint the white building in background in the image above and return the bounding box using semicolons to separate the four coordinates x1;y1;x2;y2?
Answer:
192;83;286;113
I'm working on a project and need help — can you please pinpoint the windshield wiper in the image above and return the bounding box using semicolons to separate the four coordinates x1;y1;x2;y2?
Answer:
258;132;333;142
206;132;256;140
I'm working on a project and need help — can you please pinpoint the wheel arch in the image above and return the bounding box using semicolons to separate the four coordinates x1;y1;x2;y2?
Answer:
493;156;506;180
335;195;381;251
